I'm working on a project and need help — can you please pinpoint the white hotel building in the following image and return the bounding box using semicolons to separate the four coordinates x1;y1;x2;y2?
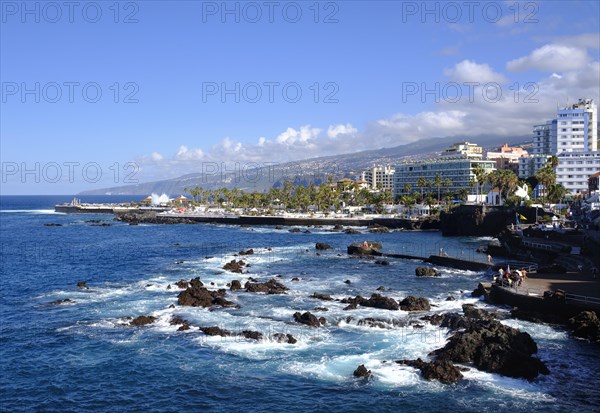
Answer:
360;165;395;190
555;99;599;195
393;142;496;199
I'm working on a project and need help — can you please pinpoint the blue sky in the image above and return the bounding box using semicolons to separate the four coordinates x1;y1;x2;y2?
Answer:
1;0;599;194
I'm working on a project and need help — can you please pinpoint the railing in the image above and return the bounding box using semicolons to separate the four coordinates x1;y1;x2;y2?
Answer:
565;293;600;308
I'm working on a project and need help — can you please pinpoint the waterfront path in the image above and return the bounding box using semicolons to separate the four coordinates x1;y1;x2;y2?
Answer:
500;271;600;308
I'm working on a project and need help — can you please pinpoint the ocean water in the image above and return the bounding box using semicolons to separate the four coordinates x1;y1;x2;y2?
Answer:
1;195;599;412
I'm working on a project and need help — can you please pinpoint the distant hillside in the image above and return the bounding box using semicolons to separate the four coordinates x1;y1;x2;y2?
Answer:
79;134;530;195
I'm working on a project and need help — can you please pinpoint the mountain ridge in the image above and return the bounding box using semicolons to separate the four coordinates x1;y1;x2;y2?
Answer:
79;134;530;195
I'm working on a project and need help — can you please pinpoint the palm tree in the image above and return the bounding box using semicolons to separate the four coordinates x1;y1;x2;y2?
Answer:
547;183;568;204
417;177;427;201
434;174;442;204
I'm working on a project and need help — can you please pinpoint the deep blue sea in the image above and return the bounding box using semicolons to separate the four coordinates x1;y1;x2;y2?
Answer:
1;195;599;412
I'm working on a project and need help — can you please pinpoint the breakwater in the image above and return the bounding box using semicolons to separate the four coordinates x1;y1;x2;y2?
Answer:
115;211;441;230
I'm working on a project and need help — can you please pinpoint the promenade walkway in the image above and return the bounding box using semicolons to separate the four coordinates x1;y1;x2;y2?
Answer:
498;271;600;308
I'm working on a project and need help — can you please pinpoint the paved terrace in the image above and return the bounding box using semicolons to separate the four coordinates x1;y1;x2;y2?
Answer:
502;271;600;307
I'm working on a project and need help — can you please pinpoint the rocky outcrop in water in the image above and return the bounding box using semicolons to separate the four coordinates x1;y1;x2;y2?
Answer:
396;358;463;384
199;326;232;336
415;267;439;277
130;315;157;326
273;333;297;344
353;364;372;378
223;260;247;274
341;294;400;311
312;292;334;301
430;318;549;381
293;311;325;327
245;279;288;294
399;296;430;311
76;281;89;289
177;278;238;308
229;280;242;291
315;242;332;250
238;249;254;256
568;311;600;343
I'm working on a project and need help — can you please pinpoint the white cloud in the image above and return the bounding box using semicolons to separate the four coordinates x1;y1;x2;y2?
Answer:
444;60;507;84
507;44;588;72
175;145;204;161
137;43;599;180
276;125;321;144
327;124;357;138
151;152;163;161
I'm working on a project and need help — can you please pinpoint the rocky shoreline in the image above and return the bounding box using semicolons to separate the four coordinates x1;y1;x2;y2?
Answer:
114;211;440;230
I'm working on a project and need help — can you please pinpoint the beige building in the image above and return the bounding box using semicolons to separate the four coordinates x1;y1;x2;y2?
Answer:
486;144;528;175
360;165;395;190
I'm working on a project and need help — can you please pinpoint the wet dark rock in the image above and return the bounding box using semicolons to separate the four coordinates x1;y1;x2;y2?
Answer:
170;315;191;331
50;298;73;305
368;224;389;233
245;279;288;294
239;249;254;256
399;296;430;311
375;260;390;266
223;260;246;274
344;279;352;284
167;284;172;290
318;317;327;325
76;281;89;289
199;326;231;336
445;296;455;301
341;294;400;311
314;307;329;312
169;304;175;309
90;223;112;227
291;277;300;282
273;333;297;344
462;304;496;320
230;280;242;291
177;278;234;308
396;358;463;384
344;228;361;234
175;279;190;289
130;315;157;326
347;242;383;256
376;286;386;291
353;364;372;378
44;223;63;227
415;267;439;277
303;230;311;234
471;282;490;298
293;311;324;327
315;242;332;250
288;228;302;233
241;330;263;340
568;311;600;343
430;319;549;381
312;292;334;301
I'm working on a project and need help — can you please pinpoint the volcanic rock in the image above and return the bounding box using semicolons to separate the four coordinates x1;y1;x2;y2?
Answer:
239;249;254;256
353;364;371;378
245;279;288;294
199;326;231;336
396;358;463;384
415;267;439;277
130;315;157;326
229;280;242;291
399;296;431;311
312;292;334;301
223;260;246;274
315;242;332;250
293;311;324;327
568;311;600;343
76;281;88;289
273;333;297;344
430;319;549;381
